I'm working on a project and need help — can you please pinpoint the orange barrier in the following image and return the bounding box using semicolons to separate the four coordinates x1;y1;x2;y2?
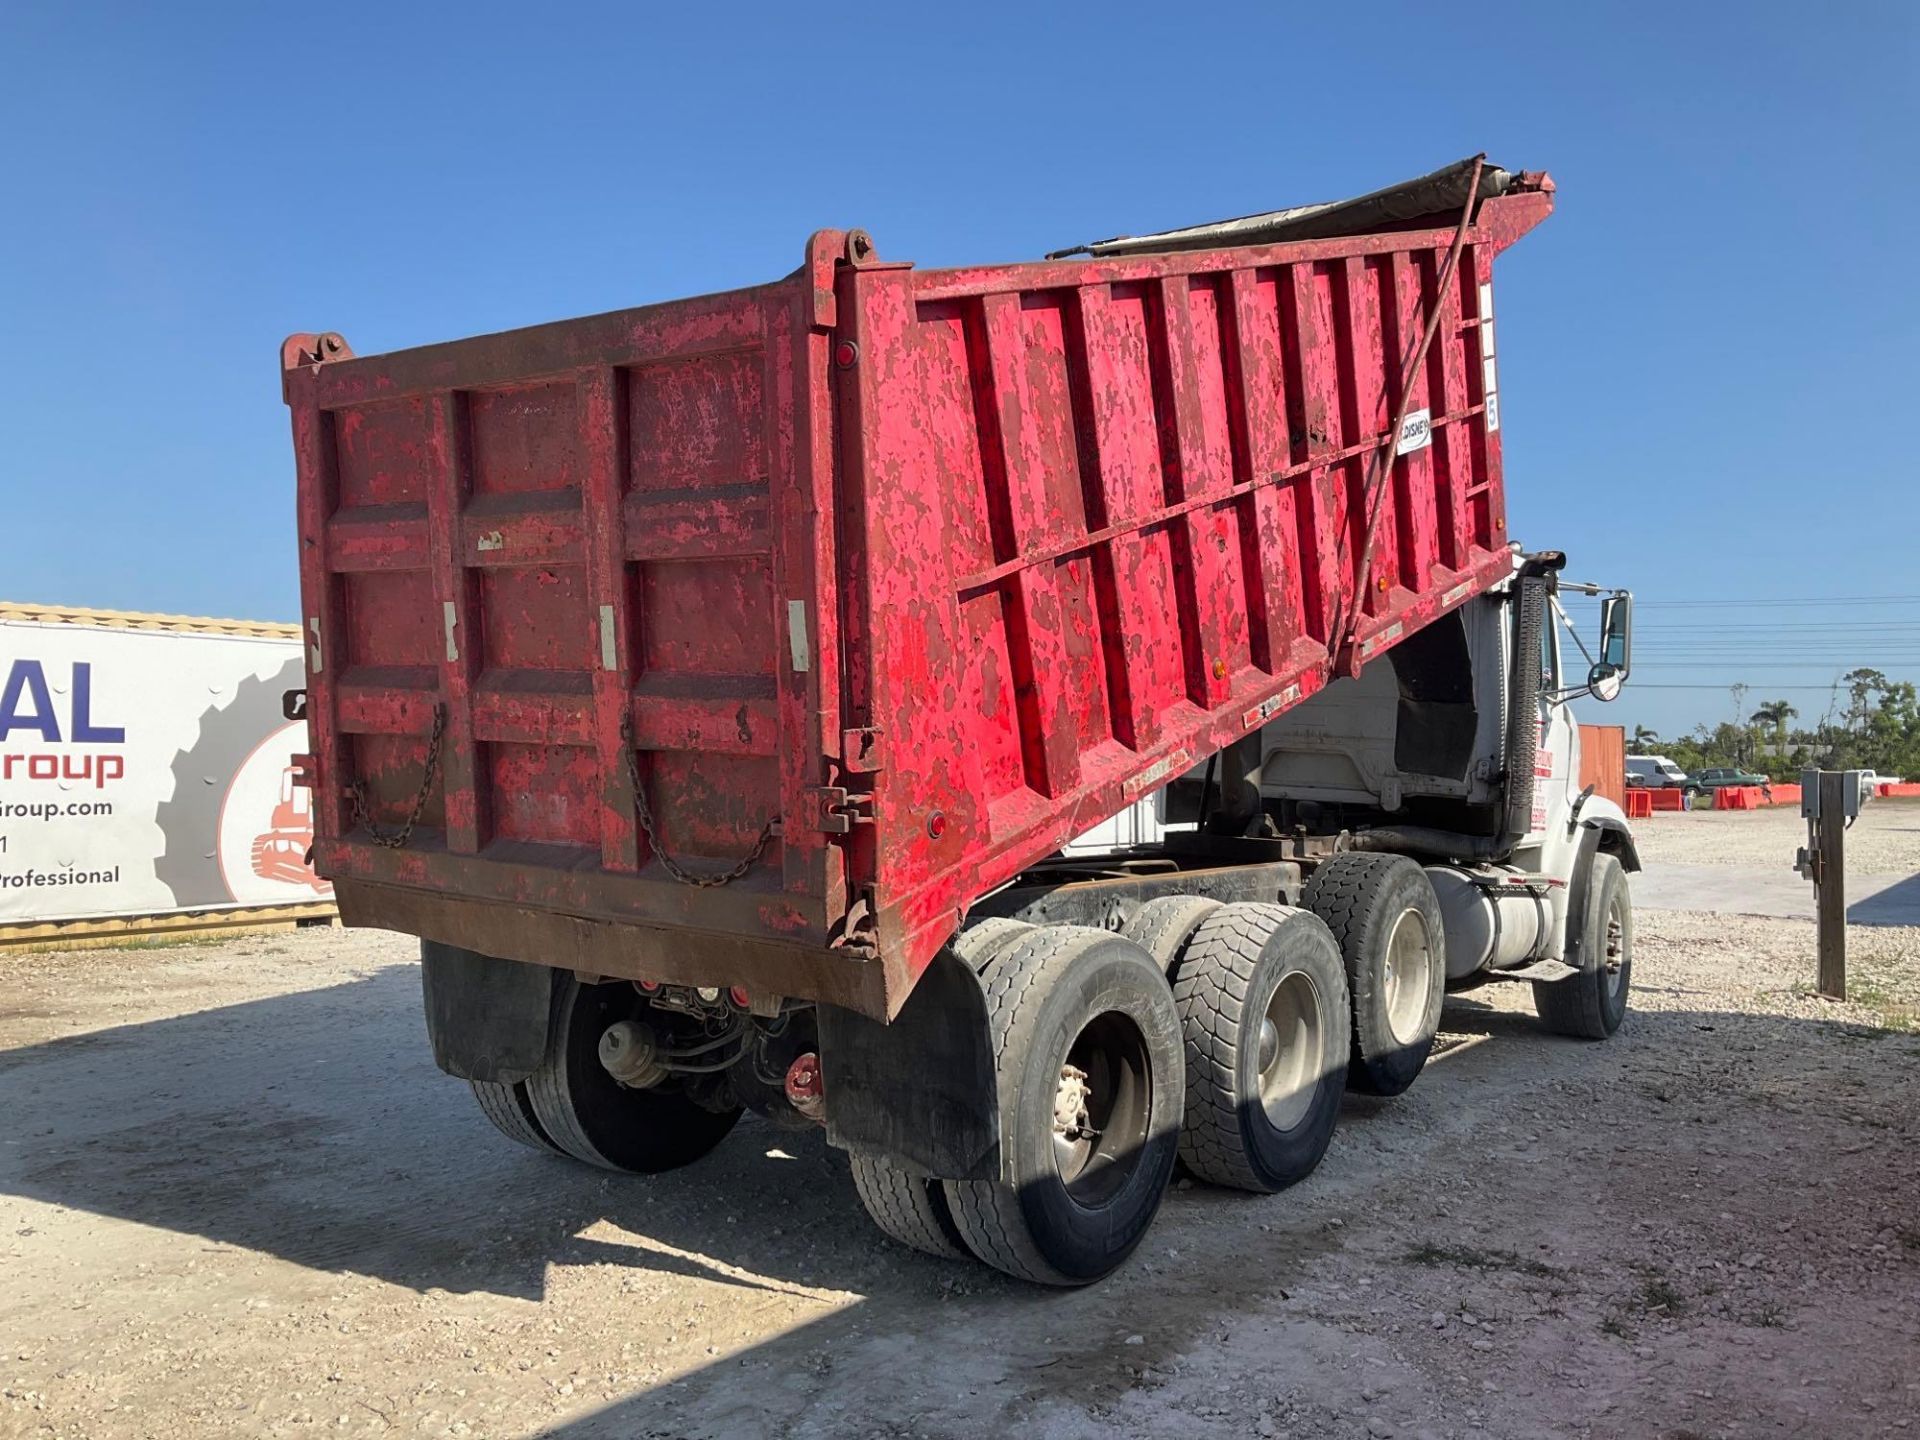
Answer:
1880;782;1920;798
1764;783;1801;807
1625;789;1653;817
1713;785;1763;810
1647;787;1689;812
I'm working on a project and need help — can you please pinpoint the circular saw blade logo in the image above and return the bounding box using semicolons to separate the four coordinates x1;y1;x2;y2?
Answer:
154;658;330;906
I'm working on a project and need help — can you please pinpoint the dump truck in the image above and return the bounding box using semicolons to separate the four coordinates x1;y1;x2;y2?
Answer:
280;157;1639;1286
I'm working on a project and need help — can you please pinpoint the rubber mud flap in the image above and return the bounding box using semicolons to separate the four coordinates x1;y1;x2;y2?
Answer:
420;941;556;1084
818;947;999;1181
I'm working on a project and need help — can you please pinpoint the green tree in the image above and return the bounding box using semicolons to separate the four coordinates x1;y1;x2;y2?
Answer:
1843;668;1889;734
1751;699;1797;760
1860;679;1920;778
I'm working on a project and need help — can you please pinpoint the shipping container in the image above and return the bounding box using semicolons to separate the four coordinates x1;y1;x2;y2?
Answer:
1579;723;1627;809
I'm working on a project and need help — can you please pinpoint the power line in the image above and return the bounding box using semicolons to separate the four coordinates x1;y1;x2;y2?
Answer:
1623;683;1857;691
1619;640;1920;649
1626;622;1920;631
1631;667;1920;671
1629;654;1920;660
1623;593;1920;607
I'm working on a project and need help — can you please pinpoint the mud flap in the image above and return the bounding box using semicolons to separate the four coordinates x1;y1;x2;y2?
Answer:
816;948;999;1181
419;942;556;1084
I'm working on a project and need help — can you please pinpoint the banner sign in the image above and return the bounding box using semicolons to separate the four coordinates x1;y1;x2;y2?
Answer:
0;614;330;924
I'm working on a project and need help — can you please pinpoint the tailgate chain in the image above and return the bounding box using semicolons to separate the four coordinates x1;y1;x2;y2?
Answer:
349;704;447;849
620;714;776;887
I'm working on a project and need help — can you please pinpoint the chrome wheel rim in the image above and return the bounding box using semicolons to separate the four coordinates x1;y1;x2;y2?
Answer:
1382;907;1435;1045
1050;1011;1152;1206
1603;892;1629;998
1257;970;1323;1132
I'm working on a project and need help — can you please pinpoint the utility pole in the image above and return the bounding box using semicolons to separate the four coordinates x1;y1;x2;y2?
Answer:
1797;771;1858;1000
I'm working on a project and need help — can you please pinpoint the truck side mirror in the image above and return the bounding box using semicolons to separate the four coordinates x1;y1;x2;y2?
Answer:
1587;593;1632;702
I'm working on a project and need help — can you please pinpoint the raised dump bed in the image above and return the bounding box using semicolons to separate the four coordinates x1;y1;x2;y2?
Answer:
282;162;1555;1021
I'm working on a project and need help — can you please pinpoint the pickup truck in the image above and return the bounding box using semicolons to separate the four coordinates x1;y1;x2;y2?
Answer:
1691;767;1768;791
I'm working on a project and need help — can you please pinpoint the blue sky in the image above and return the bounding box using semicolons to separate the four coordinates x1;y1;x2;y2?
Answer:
1;2;1913;738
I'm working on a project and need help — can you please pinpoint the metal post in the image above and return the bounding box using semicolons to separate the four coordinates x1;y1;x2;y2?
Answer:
1815;770;1847;1000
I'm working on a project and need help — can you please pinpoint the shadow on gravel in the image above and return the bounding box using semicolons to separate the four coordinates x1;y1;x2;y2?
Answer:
0;965;871;1302
1851;871;1920;926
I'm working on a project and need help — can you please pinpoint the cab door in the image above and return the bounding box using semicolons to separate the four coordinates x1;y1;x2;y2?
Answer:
1530;602;1579;840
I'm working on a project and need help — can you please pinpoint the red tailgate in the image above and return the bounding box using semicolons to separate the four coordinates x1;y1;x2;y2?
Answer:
285;235;873;1007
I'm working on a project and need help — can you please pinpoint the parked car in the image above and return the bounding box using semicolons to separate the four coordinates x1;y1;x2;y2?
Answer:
1690;766;1768;791
1627;754;1693;790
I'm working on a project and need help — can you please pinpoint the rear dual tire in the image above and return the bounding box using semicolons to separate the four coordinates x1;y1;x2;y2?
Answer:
470;1077;563;1153
943;927;1184;1286
848;1152;971;1261
1302;853;1447;1096
468;975;741;1173
1171;903;1350;1193
849;916;1034;1264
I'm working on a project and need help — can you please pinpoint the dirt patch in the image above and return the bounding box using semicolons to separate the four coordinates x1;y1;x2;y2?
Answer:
3;844;1918;1437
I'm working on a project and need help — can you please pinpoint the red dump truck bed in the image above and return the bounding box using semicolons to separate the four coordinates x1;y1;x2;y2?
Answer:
283;166;1554;1020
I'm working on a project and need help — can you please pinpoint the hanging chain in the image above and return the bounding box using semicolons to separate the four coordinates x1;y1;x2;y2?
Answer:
620;713;775;887
348;704;447;850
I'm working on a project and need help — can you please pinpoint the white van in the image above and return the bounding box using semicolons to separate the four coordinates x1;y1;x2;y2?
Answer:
1627;754;1691;790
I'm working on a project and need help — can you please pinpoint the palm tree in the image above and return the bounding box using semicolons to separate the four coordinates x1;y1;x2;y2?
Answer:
1631;724;1660;751
1751;700;1797;759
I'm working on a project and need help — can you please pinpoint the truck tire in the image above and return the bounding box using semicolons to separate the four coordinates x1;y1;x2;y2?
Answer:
849;1152;971;1261
1122;895;1222;970
942;927;1183;1286
1172;903;1348;1193
470;1078;563;1154
1301;853;1446;1096
525;976;742;1172
1533;853;1632;1039
952;915;1035;972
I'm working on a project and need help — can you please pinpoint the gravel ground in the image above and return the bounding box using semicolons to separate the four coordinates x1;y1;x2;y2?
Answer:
1631;797;1917;875
2;818;1917;1439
